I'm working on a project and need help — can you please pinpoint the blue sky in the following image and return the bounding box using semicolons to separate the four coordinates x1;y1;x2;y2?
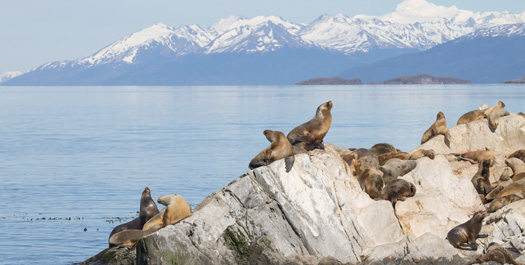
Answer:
1;0;524;73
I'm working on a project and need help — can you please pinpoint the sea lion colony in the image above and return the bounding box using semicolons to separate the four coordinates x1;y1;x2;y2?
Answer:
107;100;523;262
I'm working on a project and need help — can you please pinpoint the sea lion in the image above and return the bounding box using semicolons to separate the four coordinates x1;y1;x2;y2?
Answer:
358;167;384;200
484;101;509;132
446;211;489;250
467;242;522;265
506;157;525;181
508;149;525;162
380;158;417;186
496;178;525;198
487;191;525;213
421;111;450;147
382;179;416;205
142;194;192;231
249;130;294;173
108;187;159;247
460;149;495;166
408;149;435;160
287;101;333;151
369;143;397;156
457;109;485;125
519;112;525;119
343;148;379;177
376;151;410;166
485;167;514;202
109;224;163;247
471;159;492;199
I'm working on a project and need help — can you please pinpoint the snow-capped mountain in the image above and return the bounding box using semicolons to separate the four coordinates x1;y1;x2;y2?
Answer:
0;71;24;83
5;0;525;86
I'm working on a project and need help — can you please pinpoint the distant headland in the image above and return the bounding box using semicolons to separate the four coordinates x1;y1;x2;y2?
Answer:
296;74;471;85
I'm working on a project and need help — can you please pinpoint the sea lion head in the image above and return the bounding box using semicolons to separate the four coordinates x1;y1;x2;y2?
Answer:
437;111;445;120
316;100;333;116
498;101;505;107
472;211;490;222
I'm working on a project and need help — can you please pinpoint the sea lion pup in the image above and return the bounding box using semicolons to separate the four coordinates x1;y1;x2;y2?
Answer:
471;159;492;200
249;130;294;173
421;111;450;147
508;149;525;162
287;101;333;151
506;157;525;181
446;211;489;251
459;149;496;166
358;167;384;200
369;143;397;156
496;178;525;198
108;187;159;247
485;167;514;202
408;149;435;160
457;109;485;125
382;179;416;205
343;148;379;176
484;101;510;132
376;151;410;166
467;242;522;265
487;191;525;213
380;158;417;186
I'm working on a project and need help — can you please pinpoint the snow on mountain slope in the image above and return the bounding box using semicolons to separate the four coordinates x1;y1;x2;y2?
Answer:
33;0;525;70
0;71;24;83
205;15;309;54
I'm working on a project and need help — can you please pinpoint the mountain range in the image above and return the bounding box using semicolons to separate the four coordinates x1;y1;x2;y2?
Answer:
3;0;525;85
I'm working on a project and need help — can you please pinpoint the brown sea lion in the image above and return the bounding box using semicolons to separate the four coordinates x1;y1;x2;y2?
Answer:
485;167;514;202
143;194;192;231
343;148;379;177
446;211;489;250
457;109;485;125
108;187;159;247
461;149;495;166
471;159;492;199
519;112;525;118
382;179;416;205
496;178;525;198
506;157;525;181
487;191;525;213
508;149;525;162
408;149;435;160
287;101;333;151
249;130;294;173
109;224;163;247
484;101;510;132
376;151;410;166
380;158;417;186
467;242;522;265
421;111;449;147
369;143;397;156
358;167;384;200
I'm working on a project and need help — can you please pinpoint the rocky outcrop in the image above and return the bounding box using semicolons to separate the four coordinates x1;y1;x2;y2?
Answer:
85;115;525;265
503;77;525;84
374;74;471;85
296;77;363;85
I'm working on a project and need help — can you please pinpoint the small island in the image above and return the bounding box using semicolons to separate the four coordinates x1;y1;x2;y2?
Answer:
503;77;525;84
295;77;363;85
296;74;471;85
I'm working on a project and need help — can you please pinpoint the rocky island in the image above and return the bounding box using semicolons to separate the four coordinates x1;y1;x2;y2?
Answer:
81;113;525;265
504;77;525;84
296;77;363;85
296;74;471;85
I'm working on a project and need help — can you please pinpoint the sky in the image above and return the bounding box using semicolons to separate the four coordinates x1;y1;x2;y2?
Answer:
1;0;524;74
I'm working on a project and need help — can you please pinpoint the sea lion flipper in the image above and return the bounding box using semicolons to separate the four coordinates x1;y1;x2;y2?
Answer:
249;158;269;170
285;155;295;173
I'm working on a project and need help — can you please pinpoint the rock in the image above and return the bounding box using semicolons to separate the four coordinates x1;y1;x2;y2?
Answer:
416;114;525;155
82;115;525;265
503;77;525;84
295;77;363;85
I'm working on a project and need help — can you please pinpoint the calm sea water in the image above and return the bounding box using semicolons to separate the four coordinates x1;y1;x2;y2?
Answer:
0;85;524;264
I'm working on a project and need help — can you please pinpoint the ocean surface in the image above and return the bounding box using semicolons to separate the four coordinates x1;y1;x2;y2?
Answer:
0;84;524;264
